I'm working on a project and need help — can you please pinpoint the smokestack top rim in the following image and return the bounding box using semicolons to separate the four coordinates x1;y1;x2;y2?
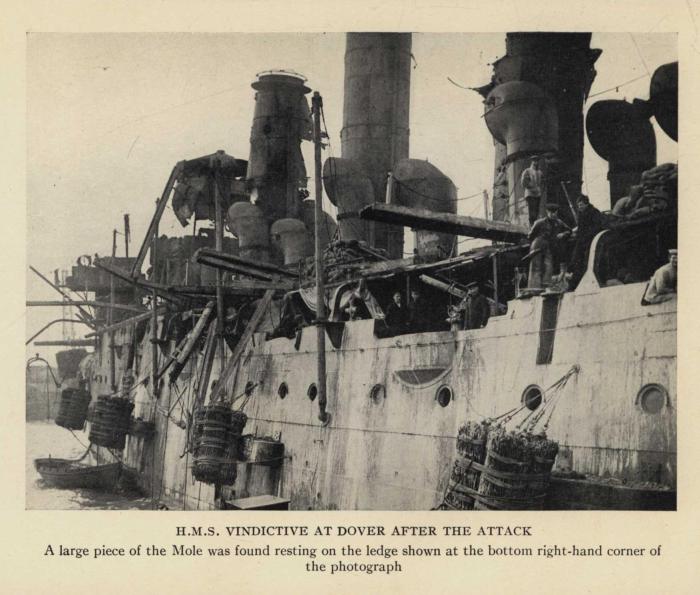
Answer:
252;69;310;93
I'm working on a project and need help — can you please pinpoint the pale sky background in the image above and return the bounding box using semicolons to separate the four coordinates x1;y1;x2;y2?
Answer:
26;32;677;364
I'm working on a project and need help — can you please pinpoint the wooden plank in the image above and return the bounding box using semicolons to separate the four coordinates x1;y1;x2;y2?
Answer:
27;300;145;313
170;280;293;294
209;289;275;403
197;257;279;282
195;248;298;278
130;161;185;278
85;309;166;337
359;202;528;243
95;260;184;304
29;265;96;327
34;339;96;347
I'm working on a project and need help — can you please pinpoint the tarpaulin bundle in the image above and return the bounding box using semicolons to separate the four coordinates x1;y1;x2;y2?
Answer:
640;162;677;207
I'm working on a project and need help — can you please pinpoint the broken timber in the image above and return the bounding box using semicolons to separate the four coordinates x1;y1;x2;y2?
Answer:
359;203;528;243
130;161;185;278
34;339;96;347
26;300;145;314
95;260;184;304
209;289;275;403
194;248;297;284
85;309;166;338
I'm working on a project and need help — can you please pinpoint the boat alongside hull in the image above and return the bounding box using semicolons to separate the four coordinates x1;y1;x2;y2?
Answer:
34;458;121;491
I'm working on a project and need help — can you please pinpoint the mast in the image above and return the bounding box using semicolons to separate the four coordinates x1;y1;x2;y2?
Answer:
109;229;117;391
213;159;226;370
312;92;328;424
150;198;160;399
124;214;130;257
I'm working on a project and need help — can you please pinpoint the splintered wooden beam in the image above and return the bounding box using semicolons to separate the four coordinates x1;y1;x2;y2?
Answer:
194;248;298;281
130;161;185;278
34;339;96;347
27;300;146;313
85;309;166;338
94;260;184;304
209;289;275;403
170;280;294;295
359;203;528;243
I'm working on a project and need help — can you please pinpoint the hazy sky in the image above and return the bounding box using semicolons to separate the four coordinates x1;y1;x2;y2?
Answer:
26;32;677;362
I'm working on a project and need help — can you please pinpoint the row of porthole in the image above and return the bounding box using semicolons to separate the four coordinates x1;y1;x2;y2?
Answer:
273;381;669;414
277;382;318;401
521;383;669;415
275;381;454;407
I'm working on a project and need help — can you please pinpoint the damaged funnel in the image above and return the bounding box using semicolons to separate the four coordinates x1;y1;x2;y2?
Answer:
246;71;312;222
586;99;656;204
227;201;270;262
323;157;375;244
270;218;311;266
393;159;457;262
484;81;559;162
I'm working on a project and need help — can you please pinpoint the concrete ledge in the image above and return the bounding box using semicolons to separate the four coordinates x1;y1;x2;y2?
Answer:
545;477;676;510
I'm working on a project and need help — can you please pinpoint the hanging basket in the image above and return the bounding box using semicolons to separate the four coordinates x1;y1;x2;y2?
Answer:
88;395;134;450
192;405;248;485
445;422;558;511
55;388;92;430
473;429;558;511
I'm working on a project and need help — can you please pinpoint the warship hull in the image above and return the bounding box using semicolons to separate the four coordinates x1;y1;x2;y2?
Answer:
86;270;676;510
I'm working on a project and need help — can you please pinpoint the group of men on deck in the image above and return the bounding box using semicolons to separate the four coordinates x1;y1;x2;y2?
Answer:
521;157;606;292
380;282;491;335
521;157;677;300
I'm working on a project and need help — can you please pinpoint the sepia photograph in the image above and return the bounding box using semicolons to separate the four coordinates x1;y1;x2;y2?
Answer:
26;31;677;512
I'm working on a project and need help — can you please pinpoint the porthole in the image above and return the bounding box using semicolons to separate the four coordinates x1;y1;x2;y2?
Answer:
637;384;667;414
307;383;318;401
436;385;453;408
278;382;288;399
244;381;255;396
522;385;543;411
369;384;386;404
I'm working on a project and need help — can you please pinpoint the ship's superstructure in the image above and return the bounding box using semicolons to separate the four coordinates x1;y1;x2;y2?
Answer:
28;33;678;510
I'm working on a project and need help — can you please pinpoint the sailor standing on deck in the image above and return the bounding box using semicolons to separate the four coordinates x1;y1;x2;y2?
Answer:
521;157;544;226
462;282;491;330
384;291;409;332
525;203;570;290
570;195;605;286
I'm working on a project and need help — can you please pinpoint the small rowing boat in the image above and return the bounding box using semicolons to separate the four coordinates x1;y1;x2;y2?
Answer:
34;457;121;491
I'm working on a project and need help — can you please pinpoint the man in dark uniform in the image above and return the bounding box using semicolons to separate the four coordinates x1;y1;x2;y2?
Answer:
462;282;491;330
526;203;570;290
407;287;429;332
570;195;605;286
384;291;409;333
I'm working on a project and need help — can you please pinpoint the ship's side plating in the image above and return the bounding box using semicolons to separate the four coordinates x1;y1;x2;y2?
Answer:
87;261;676;510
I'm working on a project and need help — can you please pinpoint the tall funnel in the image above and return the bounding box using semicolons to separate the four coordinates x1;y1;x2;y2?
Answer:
246;71;312;223
478;33;601;225
327;33;412;258
484;81;559;226
586;99;656;205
